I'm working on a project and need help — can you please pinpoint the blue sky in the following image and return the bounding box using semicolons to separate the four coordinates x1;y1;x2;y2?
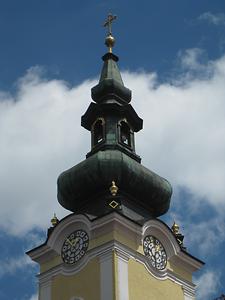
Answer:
0;1;225;299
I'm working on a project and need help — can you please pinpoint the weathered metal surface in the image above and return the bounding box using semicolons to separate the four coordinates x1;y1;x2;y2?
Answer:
57;150;172;219
91;53;131;104
57;49;172;222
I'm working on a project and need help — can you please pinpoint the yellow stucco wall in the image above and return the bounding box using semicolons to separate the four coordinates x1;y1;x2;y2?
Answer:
128;259;184;300
51;257;100;300
40;255;62;273
38;227;193;300
89;231;192;283
89;230;138;251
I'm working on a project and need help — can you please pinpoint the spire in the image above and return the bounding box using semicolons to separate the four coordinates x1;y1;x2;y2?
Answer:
99;53;123;85
91;53;131;104
101;13;123;85
57;15;172;224
91;14;131;105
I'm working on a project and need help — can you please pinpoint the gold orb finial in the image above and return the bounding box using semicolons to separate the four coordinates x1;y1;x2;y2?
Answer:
171;221;180;235
105;34;115;53
51;213;59;227
110;180;118;196
103;13;117;53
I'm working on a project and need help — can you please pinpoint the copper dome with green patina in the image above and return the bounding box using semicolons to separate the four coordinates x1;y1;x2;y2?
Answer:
57;50;172;224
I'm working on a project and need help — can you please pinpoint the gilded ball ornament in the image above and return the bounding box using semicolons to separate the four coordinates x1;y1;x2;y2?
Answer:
105;34;115;49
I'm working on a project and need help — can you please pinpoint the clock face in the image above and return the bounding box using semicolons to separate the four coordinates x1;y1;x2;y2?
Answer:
61;230;89;264
143;235;167;270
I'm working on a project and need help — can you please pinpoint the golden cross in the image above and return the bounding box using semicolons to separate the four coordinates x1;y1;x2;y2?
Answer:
103;13;117;35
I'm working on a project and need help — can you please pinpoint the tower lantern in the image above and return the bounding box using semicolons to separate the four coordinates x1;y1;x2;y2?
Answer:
27;15;204;300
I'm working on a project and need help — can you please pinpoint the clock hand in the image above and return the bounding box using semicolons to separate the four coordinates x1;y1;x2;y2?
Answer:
155;245;160;252
71;237;79;247
66;238;73;247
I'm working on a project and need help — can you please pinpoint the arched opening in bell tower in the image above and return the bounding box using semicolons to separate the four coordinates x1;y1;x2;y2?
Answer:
119;120;132;148
92;118;105;147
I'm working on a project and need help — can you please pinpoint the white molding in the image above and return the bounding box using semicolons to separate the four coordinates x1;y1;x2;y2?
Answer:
48;215;91;255
184;295;195;300
182;282;196;300
29;213;141;264
37;240;196;300
39;278;51;300
116;251;129;300
174;251;203;272
99;250;113;300
143;219;181;258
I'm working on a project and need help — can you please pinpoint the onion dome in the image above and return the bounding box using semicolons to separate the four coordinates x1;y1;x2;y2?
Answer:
57;16;172;223
57;150;172;223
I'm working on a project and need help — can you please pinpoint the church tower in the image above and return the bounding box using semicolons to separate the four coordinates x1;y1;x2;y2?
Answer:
27;14;204;300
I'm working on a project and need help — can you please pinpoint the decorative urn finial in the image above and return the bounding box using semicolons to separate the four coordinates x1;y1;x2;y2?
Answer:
171;221;186;250
171;221;180;235
109;181;118;196
51;213;59;227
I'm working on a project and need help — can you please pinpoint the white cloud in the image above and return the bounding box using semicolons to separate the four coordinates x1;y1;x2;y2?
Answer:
168;210;225;256
178;48;205;70
175;48;213;82
0;254;35;278
28;294;38;300
0;67;94;235
123;55;225;208
1;51;225;236
198;11;225;25
195;270;221;300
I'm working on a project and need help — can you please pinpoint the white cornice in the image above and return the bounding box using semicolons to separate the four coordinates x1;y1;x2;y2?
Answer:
37;239;196;296
28;212;203;295
28;212;142;261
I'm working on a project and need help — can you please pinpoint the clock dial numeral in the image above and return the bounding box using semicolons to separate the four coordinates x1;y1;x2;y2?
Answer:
61;230;89;265
143;235;167;270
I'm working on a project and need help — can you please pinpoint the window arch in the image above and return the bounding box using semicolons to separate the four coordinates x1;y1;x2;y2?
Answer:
119;120;132;148
92;118;105;147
